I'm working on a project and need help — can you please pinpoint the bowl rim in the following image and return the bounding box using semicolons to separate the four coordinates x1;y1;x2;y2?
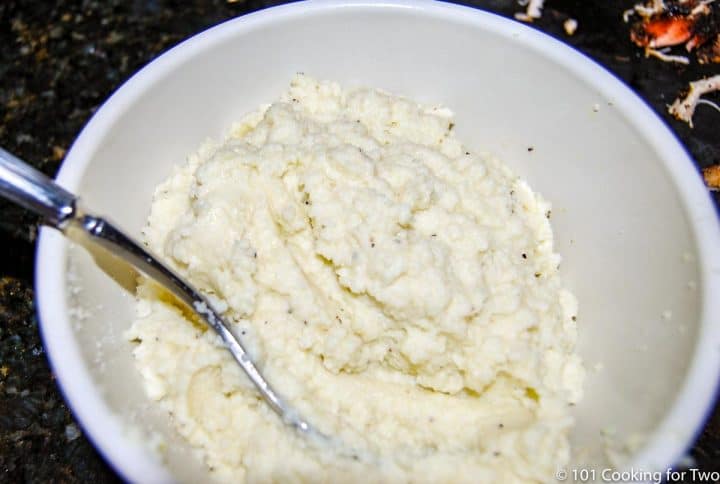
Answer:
35;0;720;481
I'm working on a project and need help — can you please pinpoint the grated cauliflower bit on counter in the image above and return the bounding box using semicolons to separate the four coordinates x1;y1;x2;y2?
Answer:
126;74;584;483
563;18;578;36
515;0;545;22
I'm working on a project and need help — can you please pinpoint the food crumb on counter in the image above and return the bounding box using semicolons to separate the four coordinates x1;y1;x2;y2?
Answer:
626;0;719;64
644;47;690;64
669;75;720;127
515;0;545;22
564;18;578;36
703;164;720;190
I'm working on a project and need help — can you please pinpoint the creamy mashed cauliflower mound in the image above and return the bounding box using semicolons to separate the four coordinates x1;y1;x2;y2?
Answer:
127;75;584;483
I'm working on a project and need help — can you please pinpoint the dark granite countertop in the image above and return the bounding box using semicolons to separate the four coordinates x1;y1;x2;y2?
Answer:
1;1;718;482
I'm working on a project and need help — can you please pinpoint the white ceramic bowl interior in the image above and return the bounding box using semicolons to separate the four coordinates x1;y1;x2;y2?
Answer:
35;1;720;482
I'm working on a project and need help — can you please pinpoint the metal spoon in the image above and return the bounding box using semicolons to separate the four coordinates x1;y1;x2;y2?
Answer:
0;146;319;437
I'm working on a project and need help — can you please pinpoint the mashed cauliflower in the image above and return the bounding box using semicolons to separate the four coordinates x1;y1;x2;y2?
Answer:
127;75;584;483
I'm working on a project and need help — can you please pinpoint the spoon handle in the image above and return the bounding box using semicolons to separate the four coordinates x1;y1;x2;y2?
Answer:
0;146;316;437
0;147;77;227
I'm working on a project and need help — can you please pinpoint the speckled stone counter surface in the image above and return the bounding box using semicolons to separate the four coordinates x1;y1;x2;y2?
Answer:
1;1;718;482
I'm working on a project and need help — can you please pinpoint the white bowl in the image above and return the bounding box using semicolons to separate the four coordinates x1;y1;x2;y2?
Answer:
35;1;720;482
